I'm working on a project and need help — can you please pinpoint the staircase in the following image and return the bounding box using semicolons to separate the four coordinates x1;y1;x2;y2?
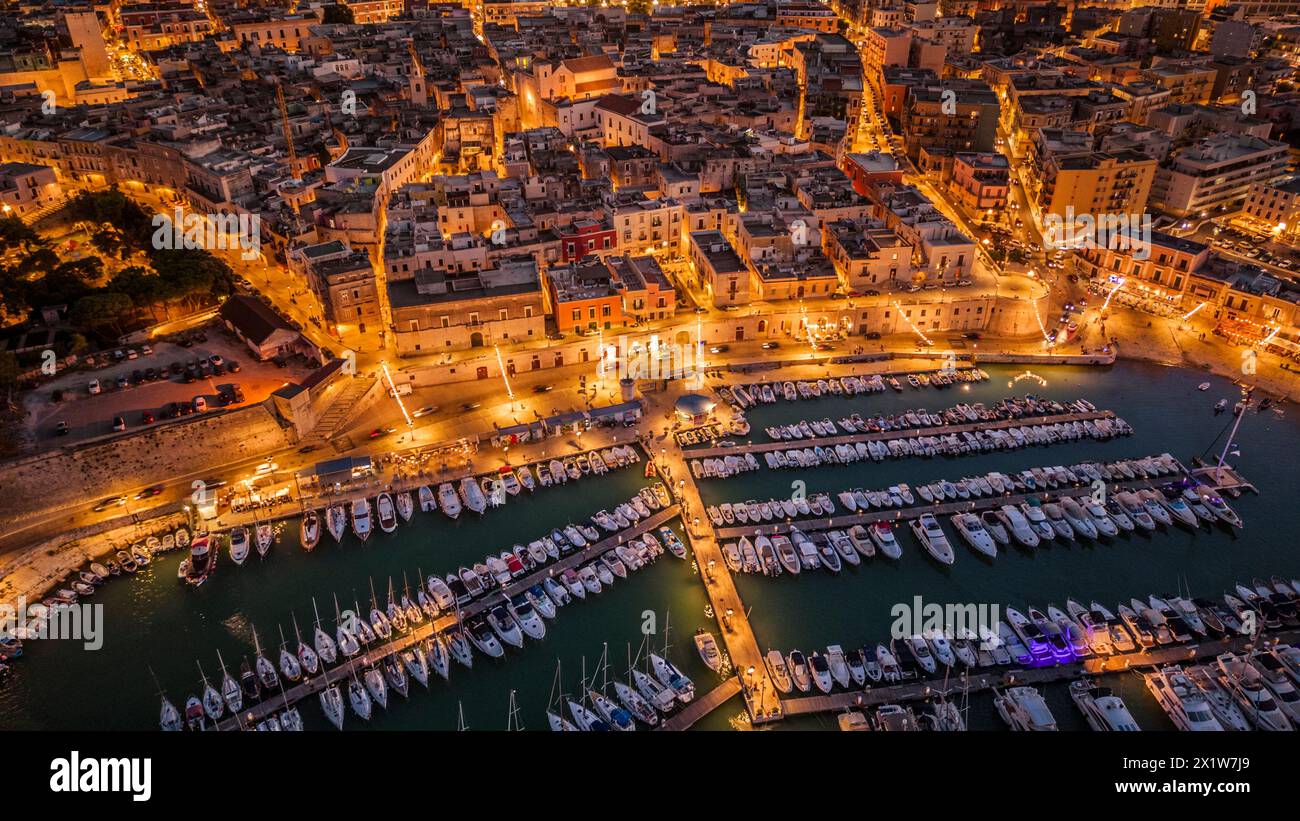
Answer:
300;375;377;448
20;195;72;225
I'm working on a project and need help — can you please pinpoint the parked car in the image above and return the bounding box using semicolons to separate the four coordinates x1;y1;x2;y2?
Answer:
88;378;101;395
226;360;241;373
192;396;207;413
112;416;126;432
142;410;155;424
55;421;69;436
209;354;224;369
116;375;129;390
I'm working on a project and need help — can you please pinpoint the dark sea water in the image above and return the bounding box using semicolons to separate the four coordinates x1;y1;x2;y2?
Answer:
1;360;1296;732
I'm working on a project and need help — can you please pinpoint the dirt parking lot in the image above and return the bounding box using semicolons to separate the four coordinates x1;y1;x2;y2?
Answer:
25;327;312;447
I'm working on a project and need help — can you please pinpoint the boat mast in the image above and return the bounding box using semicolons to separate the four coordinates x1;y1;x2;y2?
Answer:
506;690;523;731
457;700;468;731
1213;388;1252;485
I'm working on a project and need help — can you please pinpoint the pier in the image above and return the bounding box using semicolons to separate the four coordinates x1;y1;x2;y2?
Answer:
710;462;1185;542
214;503;681;730
657;677;743;731
655;443;785;724
777;628;1300;719
687;410;1119;460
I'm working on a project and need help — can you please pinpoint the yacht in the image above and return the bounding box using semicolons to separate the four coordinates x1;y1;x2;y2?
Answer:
1018;502;1056;542
228;526;250;565
460;477;488;515
868;522;902;560
997;505;1040;548
1069;680;1140;730
910;514;954;565
1217;653;1293;730
1144;666;1224;731
487;605;525;648
993;686;1058;730
351;498;372;541
979;511;1010;546
1185;665;1253;731
950;512;997;558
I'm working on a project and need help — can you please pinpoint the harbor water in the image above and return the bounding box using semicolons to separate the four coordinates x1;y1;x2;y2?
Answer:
1;360;1297;732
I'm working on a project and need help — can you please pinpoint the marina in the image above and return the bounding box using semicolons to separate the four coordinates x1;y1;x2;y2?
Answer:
1;360;1297;732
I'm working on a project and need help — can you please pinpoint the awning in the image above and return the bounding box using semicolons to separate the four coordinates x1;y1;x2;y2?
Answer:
313;455;373;483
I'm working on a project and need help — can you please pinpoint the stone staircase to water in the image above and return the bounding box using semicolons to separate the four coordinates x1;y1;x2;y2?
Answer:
300;375;377;448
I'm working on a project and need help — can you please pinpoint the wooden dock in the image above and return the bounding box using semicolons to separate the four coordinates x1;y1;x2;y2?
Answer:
658;676;743;731
779;628;1300;718
711;459;1184;541
215;504;681;730
687;410;1119;459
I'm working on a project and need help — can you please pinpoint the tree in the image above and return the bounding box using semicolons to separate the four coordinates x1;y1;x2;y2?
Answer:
71;292;133;338
322;3;355;24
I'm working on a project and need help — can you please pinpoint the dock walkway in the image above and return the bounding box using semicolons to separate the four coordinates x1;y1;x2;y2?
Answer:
779;628;1300;718
688;410;1117;460
215;504;681;730
658;677;742;731
711;463;1182;541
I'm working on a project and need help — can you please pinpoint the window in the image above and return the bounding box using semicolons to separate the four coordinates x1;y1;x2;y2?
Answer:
499;309;508;321
440;316;450;328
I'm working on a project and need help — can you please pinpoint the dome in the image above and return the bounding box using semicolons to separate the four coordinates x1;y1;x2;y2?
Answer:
674;393;716;417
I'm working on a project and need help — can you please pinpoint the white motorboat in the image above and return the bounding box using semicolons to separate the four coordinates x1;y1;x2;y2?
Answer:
766;649;793;694
395;490;414;522
910;514;954;565
868;522;901;559
695;631;722;671
826;645;851;689
351;498;372;541
997;504;1040;548
376;493;398;533
1144;665;1224;731
417;485;436;512
228;526;250;565
950;512;997;558
460;477;488;515
1069;680;1140;731
437;483;461;519
807;652;834;693
993;686;1058;731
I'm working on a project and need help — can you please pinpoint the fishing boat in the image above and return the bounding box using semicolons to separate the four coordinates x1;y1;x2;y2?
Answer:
300;510;321;551
376;493;398;533
438;483;462;519
694;630;722;671
184;536;216;587
351;498;372;541
228;526;250;566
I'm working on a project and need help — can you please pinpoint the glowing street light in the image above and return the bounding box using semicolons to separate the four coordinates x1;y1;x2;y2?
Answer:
379;360;413;429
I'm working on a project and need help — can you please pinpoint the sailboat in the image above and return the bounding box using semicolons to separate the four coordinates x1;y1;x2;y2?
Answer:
547;661;578;731
320;683;345;730
326;503;347;542
255;521;273;558
197;661;223;722
291;613;319;675
506;690;525;731
216;650;242;715
277;625;303;682
311;597;338;666
252;627;280;692
300;509;321;551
